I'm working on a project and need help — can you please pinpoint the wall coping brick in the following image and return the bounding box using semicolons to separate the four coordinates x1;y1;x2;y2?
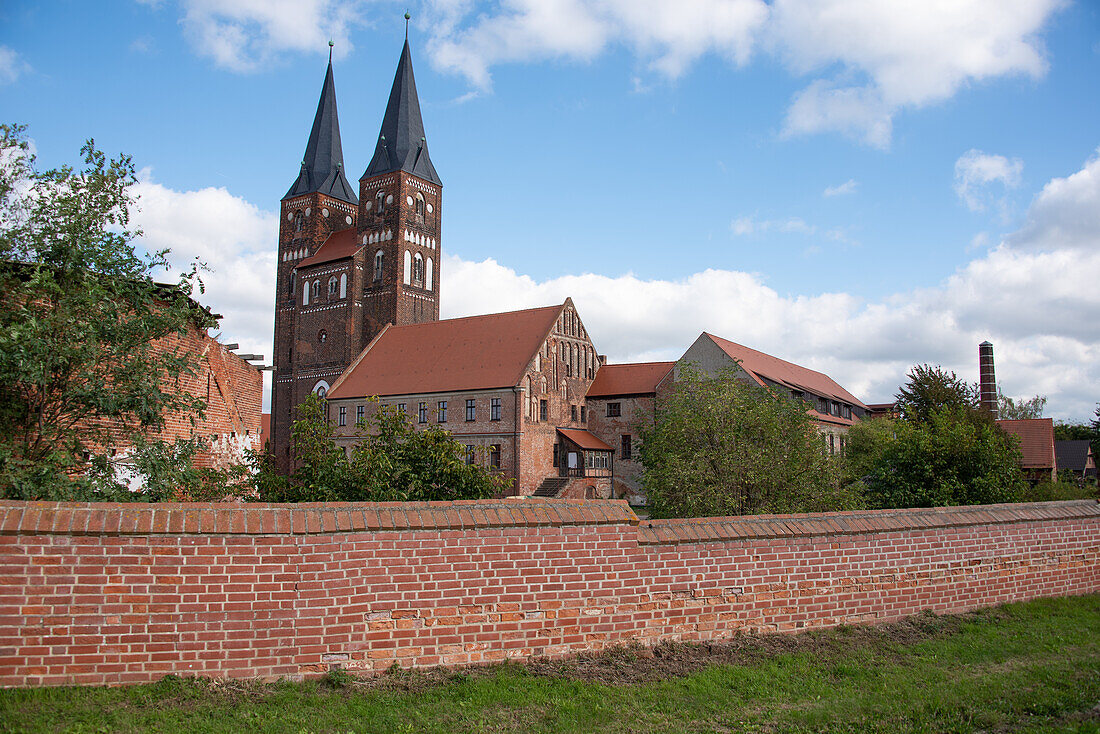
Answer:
0;498;640;536
638;500;1100;545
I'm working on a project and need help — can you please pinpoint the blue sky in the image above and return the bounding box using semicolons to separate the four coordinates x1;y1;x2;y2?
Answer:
2;1;1099;420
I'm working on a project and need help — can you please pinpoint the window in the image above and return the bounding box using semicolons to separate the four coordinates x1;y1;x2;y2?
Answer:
466;399;476;421
552;443;560;468
426;257;433;290
415;192;425;217
580;405;586;422
339;272;347;298
489;444;501;469
607;402;621;417
418;402;427;424
403;250;411;284
397;402;406;415
375;190;385;214
621;434;632;460
328;276;338;295
313;380;330;398
356;405;365;425
374;250;384;281
490;398;502;421
818;397;828;413
540;399;548;422
317;330;327;344
570;404;577;422
465;445;476;465
413;253;424;286
437;400;447;422
338;406;347;426
829;434;836;454
311;280;320;301
842;405;852;420
302;284;309;306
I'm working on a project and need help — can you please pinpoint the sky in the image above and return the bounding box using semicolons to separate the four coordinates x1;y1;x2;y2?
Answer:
2;0;1098;421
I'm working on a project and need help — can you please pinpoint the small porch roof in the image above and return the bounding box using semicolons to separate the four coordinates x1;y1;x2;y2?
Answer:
557;428;613;452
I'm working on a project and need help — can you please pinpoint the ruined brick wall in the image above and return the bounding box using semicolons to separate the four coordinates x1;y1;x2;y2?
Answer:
91;324;263;471
2;498;1095;688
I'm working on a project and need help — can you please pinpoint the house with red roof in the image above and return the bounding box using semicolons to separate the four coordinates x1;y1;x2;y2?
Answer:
676;333;870;454
327;299;613;498
997;418;1058;483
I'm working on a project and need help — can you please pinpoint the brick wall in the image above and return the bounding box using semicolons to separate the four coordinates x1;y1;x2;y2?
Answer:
1;498;1096;687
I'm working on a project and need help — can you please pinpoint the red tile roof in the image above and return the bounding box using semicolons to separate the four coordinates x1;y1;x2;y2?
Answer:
997;418;1056;469
329;304;563;398
298;227;362;269
557;428;613;451
704;333;866;408
586;362;674;398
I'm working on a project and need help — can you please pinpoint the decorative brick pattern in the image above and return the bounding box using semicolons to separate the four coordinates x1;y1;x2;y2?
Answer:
0;499;1096;687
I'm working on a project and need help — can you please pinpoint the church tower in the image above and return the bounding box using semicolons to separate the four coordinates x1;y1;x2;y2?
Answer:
270;51;359;470
270;38;441;471
357;38;443;331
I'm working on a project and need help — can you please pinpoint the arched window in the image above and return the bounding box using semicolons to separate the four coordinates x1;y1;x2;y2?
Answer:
302;284;309;306
375;190;385;214
312;380;331;399
328;276;338;296
413;253;424;286
425;257;433;290
294;212;303;232
415;192;425;217
403;250;411;285
311;280;320;301
374;250;384;281
339;272;347;298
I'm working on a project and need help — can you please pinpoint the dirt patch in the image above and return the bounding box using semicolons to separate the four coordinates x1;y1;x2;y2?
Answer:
356;606;1003;692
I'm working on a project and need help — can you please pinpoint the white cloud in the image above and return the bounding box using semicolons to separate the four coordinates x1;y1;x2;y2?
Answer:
823;178;857;197
954;149;1023;213
1007;147;1100;253
427;0;769;91
177;0;367;72
130;172;278;404
0;46;30;85
731;215;814;236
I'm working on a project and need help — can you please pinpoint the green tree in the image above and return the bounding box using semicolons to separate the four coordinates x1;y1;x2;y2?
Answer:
895;364;976;423
847;408;1025;509
638;365;860;518
0;124;212;498
256;394;510;502
998;389;1046;420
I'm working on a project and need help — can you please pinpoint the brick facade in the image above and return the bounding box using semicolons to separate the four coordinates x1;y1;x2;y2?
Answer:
586;395;656;502
0;498;1096;687
88;323;262;472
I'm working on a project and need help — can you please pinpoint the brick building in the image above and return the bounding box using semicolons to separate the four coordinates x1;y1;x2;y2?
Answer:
271;40;442;472
997;418;1058;483
327;299;611;498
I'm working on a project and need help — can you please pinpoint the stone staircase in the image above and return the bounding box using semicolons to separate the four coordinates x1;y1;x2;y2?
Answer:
533;477;568;498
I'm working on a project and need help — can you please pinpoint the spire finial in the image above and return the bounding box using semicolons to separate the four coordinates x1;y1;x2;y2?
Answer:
328;39;334;63
405;11;411;39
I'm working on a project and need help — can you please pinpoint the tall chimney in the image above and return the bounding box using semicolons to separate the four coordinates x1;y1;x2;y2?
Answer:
979;341;998;419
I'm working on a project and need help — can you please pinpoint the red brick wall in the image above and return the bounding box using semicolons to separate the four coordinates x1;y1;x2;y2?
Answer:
1;499;1096;687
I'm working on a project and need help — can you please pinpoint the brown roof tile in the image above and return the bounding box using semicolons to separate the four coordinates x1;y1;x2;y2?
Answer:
997;418;1056;469
297;227;362;269
704;333;866;408
557;428;613;451
586;362;674;398
329;303;563;398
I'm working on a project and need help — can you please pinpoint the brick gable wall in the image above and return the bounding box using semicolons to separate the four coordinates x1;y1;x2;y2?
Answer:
1;498;1095;687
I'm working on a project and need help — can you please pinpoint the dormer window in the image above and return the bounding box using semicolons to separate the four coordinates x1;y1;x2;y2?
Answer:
374;249;384;281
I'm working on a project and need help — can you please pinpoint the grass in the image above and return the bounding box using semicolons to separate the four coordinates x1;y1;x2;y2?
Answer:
2;594;1098;733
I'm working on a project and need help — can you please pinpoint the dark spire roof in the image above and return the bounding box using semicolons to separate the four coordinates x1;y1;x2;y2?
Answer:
362;39;441;186
284;59;358;204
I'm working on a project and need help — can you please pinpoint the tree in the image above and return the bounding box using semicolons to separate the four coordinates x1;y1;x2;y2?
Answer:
998;389;1046;420
845;408;1025;509
638;365;861;518
895;364;976;423
255;394;510;502
0;124;212;498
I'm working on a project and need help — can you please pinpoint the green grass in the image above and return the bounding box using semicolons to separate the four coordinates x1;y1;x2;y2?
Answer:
2;595;1098;733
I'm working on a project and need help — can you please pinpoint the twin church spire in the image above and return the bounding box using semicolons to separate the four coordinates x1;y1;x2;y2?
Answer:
284;36;440;205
